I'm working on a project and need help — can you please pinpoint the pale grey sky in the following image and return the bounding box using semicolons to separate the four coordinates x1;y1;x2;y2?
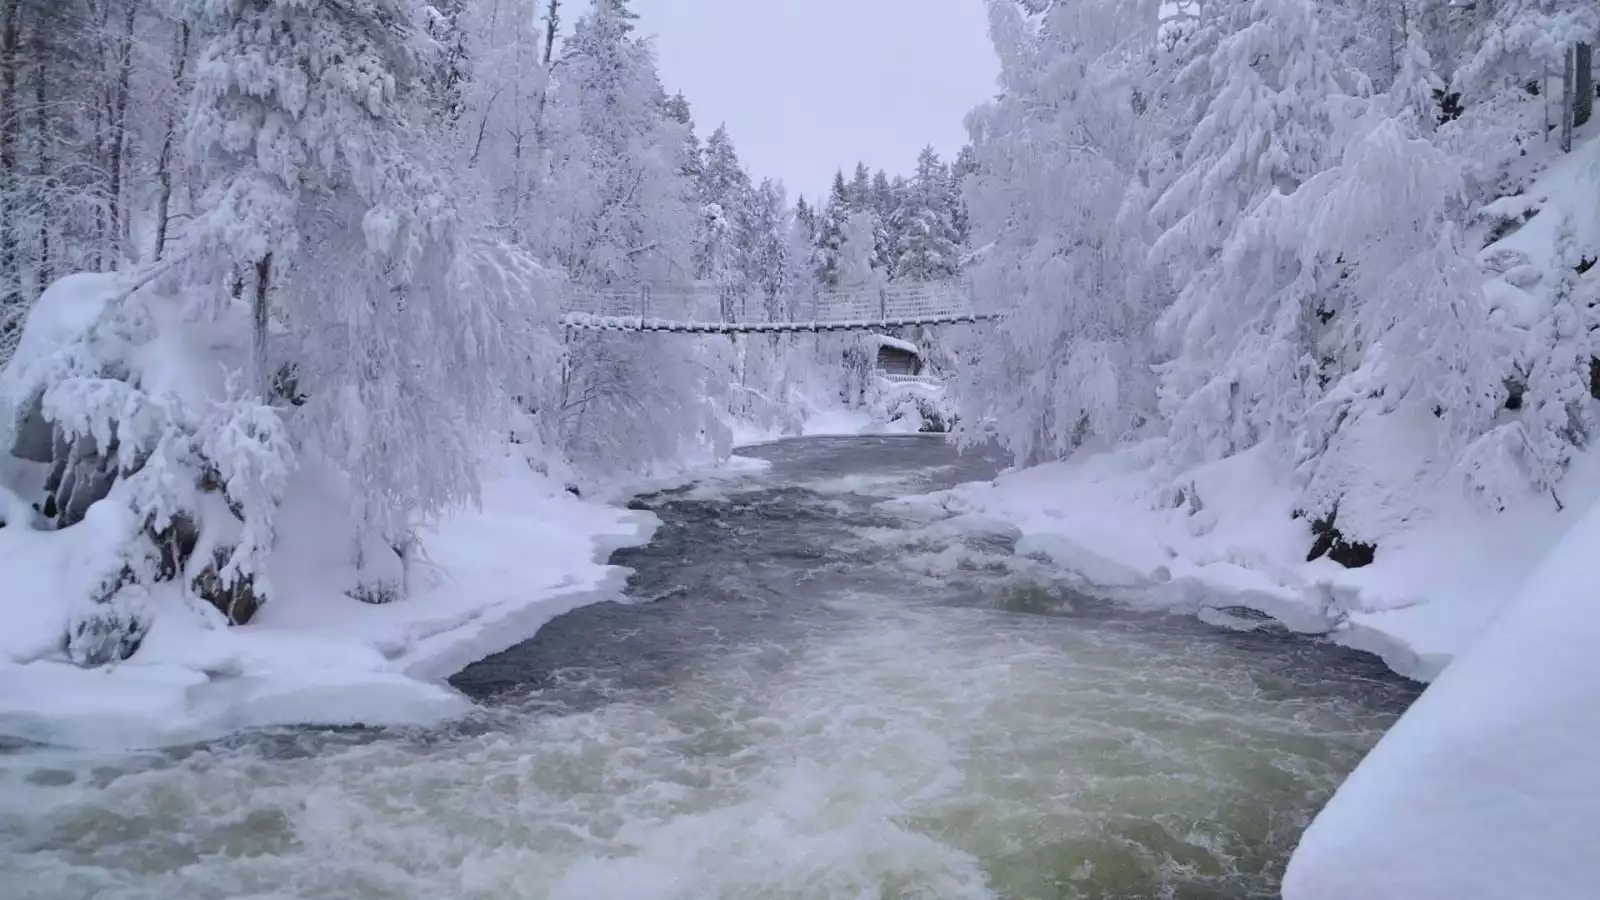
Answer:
632;0;1000;204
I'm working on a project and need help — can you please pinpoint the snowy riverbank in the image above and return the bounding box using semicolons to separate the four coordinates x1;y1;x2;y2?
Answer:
888;435;1600;898
886;437;1600;682
0;452;659;750
1283;488;1600;898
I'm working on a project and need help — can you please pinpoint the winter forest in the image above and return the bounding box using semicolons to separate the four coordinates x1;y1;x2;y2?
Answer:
1;0;1599;894
0;0;981;627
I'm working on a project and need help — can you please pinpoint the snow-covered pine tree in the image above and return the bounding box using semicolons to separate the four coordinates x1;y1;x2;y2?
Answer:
749;179;792;319
893;146;961;282
1152;0;1354;466
663;91;705;183
950;144;978;248
1453;0;1599;103
815;171;851;287
178;0;523;600
531;1;729;475
1461;212;1597;510
952;0;1162;464
847;163;873;213
696;124;757;315
870;169;900;278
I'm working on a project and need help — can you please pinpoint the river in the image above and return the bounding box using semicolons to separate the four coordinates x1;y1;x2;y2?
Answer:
0;435;1420;899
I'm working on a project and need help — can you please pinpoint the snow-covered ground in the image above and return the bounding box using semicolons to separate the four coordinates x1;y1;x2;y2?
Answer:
885;438;1600;681
728;362;953;448
0;451;658;750
1284;492;1600;897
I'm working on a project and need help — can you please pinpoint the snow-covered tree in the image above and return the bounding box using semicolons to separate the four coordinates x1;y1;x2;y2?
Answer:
749;179;793;319
1288;113;1502;528
815;172;852;287
838;211;883;289
894;147;962;282
1453;0;1599;101
1153;0;1356;464
172;0;541;598
695;124;756;306
529;1;728;476
952;0;1164;464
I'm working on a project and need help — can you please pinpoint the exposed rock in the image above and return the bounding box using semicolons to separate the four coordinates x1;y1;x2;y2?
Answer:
190;547;262;625
65;572;150;668
6;390;55;463
150;512;200;582
42;432;122;529
0;482;37;530
1304;506;1377;569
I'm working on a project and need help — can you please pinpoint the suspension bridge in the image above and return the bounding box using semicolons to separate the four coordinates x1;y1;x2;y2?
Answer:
559;281;997;334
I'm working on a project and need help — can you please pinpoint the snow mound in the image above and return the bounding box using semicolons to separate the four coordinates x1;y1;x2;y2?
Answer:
0;449;657;750
1284;489;1600;900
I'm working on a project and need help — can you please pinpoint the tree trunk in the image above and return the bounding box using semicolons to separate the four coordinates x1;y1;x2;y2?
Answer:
1577;42;1594;129
531;0;559;128
106;2;138;263
1561;45;1576;152
152;22;190;261
0;0;21;311
32;13;49;292
253;254;272;400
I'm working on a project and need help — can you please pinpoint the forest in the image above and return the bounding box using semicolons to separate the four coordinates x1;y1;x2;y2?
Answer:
0;1;1597;895
0;0;1591;672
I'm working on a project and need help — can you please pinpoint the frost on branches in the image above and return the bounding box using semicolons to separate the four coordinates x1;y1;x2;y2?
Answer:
0;273;293;662
0;0;565;669
954;0;1162;464
955;0;1600;559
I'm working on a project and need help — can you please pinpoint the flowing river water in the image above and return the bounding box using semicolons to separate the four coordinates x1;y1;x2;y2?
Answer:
0;435;1420;899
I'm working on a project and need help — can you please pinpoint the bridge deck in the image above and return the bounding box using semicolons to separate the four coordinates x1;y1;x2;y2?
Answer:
560;311;997;334
560;281;992;333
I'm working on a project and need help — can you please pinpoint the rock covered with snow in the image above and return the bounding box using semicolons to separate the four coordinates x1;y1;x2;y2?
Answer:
0;272;658;749
1;274;121;468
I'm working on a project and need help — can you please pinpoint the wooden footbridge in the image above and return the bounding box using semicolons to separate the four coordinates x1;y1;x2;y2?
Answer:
559;281;997;334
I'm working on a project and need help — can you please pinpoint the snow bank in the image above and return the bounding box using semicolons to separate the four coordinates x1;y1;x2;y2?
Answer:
887;437;1600;682
727;383;935;447
0;274;660;749
1283;490;1600;900
0;450;657;749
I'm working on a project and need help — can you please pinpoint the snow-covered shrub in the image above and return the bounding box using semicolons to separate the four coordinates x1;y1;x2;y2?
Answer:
0;273;296;661
869;377;956;434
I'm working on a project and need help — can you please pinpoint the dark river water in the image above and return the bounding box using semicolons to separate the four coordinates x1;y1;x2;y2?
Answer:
0;435;1420;899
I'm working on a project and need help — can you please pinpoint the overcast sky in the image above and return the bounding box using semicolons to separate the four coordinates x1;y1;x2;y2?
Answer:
632;0;1000;204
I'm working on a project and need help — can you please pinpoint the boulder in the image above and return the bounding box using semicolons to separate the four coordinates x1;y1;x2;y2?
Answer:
43;432;122;529
64;571;150;668
190;546;263;625
150;512;200;582
6;390;55;463
1304;507;1377;569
